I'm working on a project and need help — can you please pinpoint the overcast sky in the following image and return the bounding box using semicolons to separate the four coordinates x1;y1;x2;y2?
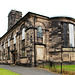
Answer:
0;0;75;37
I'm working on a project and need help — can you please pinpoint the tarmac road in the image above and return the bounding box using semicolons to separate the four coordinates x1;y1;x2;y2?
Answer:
0;65;58;75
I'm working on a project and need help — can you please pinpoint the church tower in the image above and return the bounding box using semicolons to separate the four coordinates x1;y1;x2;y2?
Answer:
8;10;22;31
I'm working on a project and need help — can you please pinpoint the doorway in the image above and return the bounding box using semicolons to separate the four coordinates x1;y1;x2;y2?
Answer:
12;51;17;64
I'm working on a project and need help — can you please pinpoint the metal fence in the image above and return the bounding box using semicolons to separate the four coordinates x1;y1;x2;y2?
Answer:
49;47;75;74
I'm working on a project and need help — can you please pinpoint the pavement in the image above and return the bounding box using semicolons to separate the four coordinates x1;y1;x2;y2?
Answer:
0;65;58;75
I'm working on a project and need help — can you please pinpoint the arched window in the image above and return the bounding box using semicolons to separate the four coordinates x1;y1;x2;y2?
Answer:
4;42;5;49
37;26;43;38
22;28;25;40
14;34;16;44
8;38;10;47
69;24;74;47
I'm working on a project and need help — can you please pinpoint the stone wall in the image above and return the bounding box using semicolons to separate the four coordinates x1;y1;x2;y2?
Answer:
0;14;50;66
0;12;75;66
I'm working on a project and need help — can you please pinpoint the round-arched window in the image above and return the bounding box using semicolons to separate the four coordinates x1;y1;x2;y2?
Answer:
37;26;43;38
22;28;25;40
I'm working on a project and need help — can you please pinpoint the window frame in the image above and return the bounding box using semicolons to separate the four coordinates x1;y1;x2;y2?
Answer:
4;42;5;49
69;24;74;47
22;47;25;57
8;38;10;47
8;47;10;60
22;28;25;40
14;34;16;44
37;26;43;38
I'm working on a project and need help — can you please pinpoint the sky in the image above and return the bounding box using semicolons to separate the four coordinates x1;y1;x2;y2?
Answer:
0;0;75;37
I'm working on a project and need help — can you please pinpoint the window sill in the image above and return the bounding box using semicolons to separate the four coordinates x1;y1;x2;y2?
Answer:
20;57;27;59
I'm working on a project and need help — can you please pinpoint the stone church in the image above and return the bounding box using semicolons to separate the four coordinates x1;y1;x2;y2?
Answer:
0;10;75;66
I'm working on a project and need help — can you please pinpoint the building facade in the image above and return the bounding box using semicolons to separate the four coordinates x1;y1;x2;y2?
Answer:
0;10;75;66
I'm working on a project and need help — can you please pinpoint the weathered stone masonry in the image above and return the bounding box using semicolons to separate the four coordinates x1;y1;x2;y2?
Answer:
0;10;75;66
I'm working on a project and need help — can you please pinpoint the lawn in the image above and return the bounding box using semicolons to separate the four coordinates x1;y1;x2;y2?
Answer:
44;65;75;71
0;68;20;75
44;65;75;75
55;65;75;71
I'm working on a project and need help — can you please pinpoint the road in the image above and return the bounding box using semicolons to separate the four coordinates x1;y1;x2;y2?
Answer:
0;65;58;75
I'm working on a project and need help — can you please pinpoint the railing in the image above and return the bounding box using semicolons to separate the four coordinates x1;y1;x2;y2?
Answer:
49;47;75;74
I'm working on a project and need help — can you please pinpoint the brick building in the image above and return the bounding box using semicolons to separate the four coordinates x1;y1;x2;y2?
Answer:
0;10;75;66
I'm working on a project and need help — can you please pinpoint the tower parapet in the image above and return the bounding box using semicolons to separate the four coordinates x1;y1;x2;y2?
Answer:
8;10;22;31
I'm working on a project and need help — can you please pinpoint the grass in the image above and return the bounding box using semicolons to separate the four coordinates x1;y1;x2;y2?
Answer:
0;68;20;75
44;65;75;75
55;65;75;71
44;65;75;71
